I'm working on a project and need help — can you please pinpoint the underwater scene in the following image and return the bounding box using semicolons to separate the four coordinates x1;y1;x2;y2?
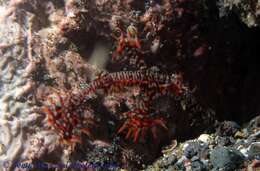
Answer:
0;0;259;170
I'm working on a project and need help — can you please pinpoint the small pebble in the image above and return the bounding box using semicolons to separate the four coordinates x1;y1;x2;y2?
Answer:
234;131;246;139
216;121;240;136
191;160;207;171
216;136;235;146
248;142;260;160
198;134;212;144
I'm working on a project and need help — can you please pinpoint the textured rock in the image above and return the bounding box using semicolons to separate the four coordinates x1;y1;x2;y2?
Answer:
248;142;260;160
210;147;245;171
218;0;260;27
0;1;70;170
216;121;240;136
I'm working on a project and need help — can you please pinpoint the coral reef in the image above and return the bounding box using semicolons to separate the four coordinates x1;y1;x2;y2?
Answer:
218;0;260;27
0;0;259;170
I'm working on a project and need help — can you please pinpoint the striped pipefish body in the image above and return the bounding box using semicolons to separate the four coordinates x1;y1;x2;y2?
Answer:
44;70;184;144
79;70;183;101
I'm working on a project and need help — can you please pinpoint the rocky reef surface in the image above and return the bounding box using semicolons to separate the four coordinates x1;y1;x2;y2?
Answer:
0;0;259;170
145;116;260;171
218;0;260;27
